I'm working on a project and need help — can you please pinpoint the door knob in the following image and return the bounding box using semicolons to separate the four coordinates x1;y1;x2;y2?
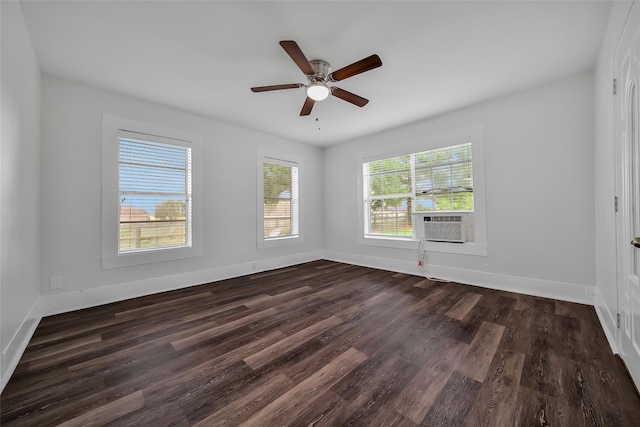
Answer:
633;237;640;248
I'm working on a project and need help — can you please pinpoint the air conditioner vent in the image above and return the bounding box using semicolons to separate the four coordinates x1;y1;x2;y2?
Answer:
423;215;465;243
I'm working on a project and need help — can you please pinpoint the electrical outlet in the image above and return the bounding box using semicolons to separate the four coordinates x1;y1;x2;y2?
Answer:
585;287;596;300
252;262;257;271
50;276;63;290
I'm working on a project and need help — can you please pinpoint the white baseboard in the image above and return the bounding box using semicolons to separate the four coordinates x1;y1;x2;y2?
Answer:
593;288;619;354
1;297;42;393
42;251;323;317
324;250;594;305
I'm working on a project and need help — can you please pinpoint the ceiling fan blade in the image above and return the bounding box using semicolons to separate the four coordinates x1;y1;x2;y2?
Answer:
279;40;316;75
251;83;303;92
331;87;369;107
329;54;382;82
300;97;315;116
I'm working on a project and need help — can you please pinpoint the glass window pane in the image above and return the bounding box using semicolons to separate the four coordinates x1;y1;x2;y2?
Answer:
118;137;191;253
263;161;298;240
413;143;473;212
367;198;412;237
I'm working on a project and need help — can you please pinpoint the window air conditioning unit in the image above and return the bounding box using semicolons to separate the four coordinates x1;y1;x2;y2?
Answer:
422;215;466;243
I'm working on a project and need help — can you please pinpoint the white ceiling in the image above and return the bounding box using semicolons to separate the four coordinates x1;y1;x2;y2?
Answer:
19;1;612;147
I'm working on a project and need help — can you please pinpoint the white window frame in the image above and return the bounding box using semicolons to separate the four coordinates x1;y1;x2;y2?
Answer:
102;115;203;268
357;125;488;256
257;149;303;249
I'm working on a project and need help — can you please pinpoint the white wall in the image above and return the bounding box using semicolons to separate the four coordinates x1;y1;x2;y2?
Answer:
39;75;324;315
1;1;42;391
594;1;634;351
324;71;595;303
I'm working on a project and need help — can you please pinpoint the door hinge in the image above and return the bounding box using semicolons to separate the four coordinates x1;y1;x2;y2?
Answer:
617;312;621;328
613;78;617;95
615;196;619;212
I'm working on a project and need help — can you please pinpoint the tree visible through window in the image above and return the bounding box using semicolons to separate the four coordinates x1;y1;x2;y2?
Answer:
118;136;192;253
363;143;473;238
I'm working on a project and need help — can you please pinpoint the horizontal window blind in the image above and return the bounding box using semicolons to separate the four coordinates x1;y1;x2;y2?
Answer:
366;154;412;197
363;154;413;237
415;142;473;212
263;159;298;240
118;134;192;253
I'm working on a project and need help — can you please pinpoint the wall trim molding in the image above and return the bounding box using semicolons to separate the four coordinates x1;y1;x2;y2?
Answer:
1;297;42;393
594;288;619;354
324;250;594;305
41;251;323;317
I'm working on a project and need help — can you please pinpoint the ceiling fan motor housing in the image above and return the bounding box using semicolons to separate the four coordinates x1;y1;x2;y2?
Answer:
309;59;330;82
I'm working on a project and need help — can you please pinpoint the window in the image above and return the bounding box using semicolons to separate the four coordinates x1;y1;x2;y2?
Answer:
364;154;412;237
118;132;192;253
415;143;473;212
363;143;473;238
257;151;302;248
358;125;487;256
102;115;202;268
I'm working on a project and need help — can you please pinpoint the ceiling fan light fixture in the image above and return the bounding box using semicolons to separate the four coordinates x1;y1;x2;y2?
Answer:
306;82;330;101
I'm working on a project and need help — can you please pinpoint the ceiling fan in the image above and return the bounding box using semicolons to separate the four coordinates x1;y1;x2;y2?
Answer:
251;40;382;116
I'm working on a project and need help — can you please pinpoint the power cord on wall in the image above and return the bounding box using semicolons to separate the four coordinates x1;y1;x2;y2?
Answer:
418;239;449;283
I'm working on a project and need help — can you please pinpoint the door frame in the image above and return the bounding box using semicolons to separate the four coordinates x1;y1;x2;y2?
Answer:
614;0;640;388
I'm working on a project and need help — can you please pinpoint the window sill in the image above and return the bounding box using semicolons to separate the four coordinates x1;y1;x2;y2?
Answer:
257;235;303;249
359;235;488;256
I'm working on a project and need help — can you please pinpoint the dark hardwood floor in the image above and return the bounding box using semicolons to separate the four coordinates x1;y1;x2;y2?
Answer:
2;260;639;426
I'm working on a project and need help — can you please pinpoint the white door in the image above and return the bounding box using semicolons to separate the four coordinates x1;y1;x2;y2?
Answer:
615;1;640;388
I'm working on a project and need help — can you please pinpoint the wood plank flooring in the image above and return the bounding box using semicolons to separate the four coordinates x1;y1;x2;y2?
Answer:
2;260;640;426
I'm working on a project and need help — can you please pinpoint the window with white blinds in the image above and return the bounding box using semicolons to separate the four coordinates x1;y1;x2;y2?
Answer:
363;142;473;238
118;132;192;253
363;154;412;238
262;158;299;240
414;143;473;212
